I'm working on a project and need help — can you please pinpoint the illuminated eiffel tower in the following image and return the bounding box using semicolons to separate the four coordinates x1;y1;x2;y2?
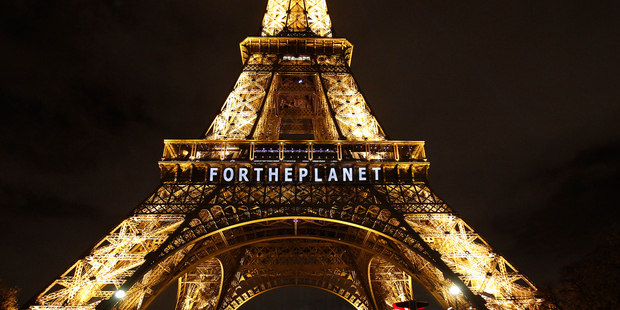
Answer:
25;1;548;310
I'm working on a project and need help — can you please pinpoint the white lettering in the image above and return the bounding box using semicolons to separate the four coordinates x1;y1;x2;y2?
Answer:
207;166;382;183
239;167;249;182
299;167;309;181
254;167;264;181
328;167;338;182
343;167;353;181
372;167;381;181
314;167;323;182
358;167;367;181
268;167;279;182
209;167;219;182
284;167;293;182
223;167;234;182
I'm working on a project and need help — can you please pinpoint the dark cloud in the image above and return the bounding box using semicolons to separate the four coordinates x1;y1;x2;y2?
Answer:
0;184;99;219
0;88;154;176
490;140;620;281
542;141;620;234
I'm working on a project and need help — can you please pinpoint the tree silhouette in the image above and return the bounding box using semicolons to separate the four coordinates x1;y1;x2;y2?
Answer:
0;278;19;310
555;226;620;309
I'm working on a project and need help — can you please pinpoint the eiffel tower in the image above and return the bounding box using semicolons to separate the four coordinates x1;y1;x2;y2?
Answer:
25;1;548;310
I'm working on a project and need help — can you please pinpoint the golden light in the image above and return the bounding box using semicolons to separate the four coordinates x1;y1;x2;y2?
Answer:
114;290;126;299
450;285;461;295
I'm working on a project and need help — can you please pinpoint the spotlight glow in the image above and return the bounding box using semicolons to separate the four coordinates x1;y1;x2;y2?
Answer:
450;285;460;295
114;290;126;298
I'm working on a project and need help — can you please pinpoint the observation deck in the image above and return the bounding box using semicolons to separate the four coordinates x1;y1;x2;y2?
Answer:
162;140;426;162
159;140;430;183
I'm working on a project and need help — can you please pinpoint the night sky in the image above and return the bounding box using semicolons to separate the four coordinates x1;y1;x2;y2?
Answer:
1;0;619;309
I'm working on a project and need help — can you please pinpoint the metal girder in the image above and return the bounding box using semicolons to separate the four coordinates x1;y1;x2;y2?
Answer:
405;214;541;310
175;258;222;310
206;67;387;141
144;184;434;261
239;38;353;66
320;72;386;141
205;71;274;140
369;257;413;310
31;215;184;309
122;222;412;310
215;241;372;310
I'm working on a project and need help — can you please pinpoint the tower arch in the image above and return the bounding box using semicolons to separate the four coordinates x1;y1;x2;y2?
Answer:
112;217;440;310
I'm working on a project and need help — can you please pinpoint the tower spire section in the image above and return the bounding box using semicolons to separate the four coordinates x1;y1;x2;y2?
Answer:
204;0;386;141
262;0;333;37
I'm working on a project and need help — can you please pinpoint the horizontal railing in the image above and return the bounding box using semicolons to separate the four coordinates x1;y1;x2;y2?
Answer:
239;37;354;66
162;140;426;163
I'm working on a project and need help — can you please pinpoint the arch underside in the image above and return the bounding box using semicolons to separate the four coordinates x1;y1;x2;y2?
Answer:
178;241;374;310
138;223;422;310
31;182;542;310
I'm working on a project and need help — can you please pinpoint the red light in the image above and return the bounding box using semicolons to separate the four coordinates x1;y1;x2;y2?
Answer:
393;301;428;310
392;303;408;310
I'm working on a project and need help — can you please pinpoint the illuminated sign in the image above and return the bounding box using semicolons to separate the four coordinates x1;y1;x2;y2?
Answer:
207;165;382;183
283;55;311;61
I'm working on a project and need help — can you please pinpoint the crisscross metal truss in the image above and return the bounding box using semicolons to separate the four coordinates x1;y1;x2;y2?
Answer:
262;0;333;37
112;219;423;310
135;184;220;214
28;180;545;310
172;239;430;310
405;214;542;309
321;73;387;141
205;71;273;140
373;184;452;213
215;241;372;310
206;58;389;142
175;250;244;310
149;183;434;260
31;215;184;310
369;257;413;309
250;71;340;140
175;258;222;310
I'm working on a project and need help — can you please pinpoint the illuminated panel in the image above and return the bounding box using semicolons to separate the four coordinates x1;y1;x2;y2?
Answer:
205;71;273;140
321;73;387;141
262;0;289;36
305;0;333;37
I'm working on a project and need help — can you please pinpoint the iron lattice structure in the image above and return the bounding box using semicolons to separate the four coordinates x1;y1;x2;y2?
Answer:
25;1;549;310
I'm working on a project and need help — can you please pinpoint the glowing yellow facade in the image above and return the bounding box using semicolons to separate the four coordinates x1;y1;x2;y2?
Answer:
26;1;551;310
261;0;332;37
